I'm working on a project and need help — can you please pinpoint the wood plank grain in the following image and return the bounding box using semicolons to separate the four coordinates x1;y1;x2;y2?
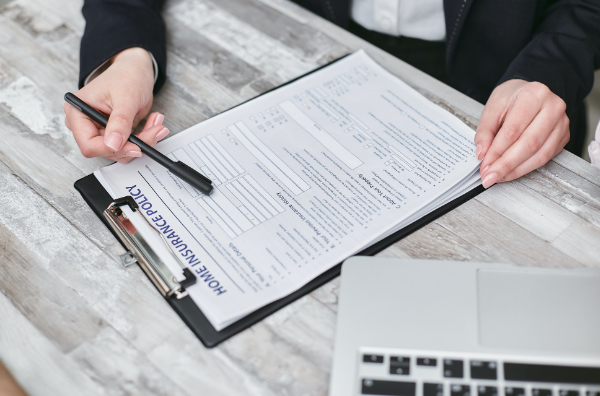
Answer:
551;218;600;267
149;327;278;396
150;293;337;396
219;321;330;395
0;220;104;353
390;222;492;261
375;245;412;259
26;0;85;33
69;327;190;396
262;293;336;369
151;79;214;135
217;0;346;61
552;149;600;188
0;0;80;67
0;114;116;250
254;0;309;25
164;52;244;118
0;54;108;177
436;200;583;268
518;161;600;229
165;17;264;93
0;293;105;396
309;277;341;314
0;162;185;354
476;180;579;242
0;4;78;85
168;0;319;84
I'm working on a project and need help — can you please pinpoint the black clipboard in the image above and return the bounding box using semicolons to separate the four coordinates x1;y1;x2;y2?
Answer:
74;55;485;347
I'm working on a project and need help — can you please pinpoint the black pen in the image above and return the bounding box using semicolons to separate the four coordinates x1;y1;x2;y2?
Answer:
65;92;213;195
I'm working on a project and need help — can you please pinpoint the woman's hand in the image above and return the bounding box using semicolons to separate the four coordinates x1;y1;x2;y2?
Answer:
474;79;570;188
64;47;169;163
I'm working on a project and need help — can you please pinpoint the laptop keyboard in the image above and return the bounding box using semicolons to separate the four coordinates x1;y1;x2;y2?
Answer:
357;350;600;396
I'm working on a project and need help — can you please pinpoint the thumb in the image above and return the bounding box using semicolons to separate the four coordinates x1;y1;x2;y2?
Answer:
104;102;137;152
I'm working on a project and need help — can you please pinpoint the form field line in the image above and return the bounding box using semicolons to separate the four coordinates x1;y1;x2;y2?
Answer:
244;175;285;214
388;145;416;168
206;135;245;174
190;143;227;183
238;177;276;218
279;100;363;170
229;181;269;222
230;122;309;195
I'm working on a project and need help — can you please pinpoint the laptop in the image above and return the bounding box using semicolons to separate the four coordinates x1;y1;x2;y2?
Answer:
329;257;600;396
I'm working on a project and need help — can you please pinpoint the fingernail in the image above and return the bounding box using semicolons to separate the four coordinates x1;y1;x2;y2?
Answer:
475;144;483;160
126;151;142;158
106;132;123;151
482;165;490;174
154;113;164;127
155;127;169;143
482;172;498;188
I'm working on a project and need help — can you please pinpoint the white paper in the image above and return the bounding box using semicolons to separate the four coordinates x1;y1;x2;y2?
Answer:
96;51;481;330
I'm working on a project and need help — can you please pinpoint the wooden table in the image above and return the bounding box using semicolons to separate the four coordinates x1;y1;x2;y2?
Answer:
1;0;599;394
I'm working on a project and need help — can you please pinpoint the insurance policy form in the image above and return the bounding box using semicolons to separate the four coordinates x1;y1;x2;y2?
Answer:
96;51;481;329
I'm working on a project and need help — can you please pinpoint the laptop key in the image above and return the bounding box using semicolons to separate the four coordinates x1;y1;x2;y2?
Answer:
451;384;471;396
533;389;553;396
505;387;526;396
418;358;438;367
444;359;464;378
424;383;444;396
471;361;497;380
390;356;411;375
478;386;498;396
361;379;416;395
559;391;579;396
363;354;384;364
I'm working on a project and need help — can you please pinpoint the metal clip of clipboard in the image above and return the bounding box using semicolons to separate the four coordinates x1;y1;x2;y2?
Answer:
103;196;197;299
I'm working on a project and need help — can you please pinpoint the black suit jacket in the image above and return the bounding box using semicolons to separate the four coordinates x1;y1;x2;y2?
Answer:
79;0;600;120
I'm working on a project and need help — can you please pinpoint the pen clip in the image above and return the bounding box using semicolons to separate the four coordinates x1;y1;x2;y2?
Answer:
104;196;197;299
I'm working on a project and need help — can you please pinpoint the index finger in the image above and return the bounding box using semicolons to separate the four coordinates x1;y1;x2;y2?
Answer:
474;96;507;161
480;91;542;171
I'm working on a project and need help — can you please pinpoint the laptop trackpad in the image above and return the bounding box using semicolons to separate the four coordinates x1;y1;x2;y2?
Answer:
477;269;600;354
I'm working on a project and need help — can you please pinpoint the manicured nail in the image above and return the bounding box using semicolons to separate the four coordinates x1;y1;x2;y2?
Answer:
155;127;169;143
475;144;483;160
106;132;123;151
154;113;164;127
482;165;490;174
482;172;498;188
126;151;142;158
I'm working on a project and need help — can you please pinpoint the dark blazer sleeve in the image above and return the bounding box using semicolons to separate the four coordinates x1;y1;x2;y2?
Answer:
497;1;600;117
79;0;167;92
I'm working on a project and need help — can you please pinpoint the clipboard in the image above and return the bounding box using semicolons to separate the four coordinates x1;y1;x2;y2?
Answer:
75;173;483;347
73;55;485;347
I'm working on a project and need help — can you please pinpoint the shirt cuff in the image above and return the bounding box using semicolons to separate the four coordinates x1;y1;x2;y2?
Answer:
83;50;159;86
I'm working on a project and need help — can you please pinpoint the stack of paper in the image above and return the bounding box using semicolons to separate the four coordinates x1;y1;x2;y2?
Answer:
96;51;481;330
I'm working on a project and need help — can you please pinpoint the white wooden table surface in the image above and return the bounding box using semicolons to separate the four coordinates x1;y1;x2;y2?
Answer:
1;0;599;394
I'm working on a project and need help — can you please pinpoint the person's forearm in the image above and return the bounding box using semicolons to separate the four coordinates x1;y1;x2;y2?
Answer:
79;0;168;92
0;361;28;396
496;0;600;118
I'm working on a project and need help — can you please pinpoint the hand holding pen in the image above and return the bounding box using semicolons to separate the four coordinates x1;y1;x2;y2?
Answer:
63;48;161;163
65;92;213;195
